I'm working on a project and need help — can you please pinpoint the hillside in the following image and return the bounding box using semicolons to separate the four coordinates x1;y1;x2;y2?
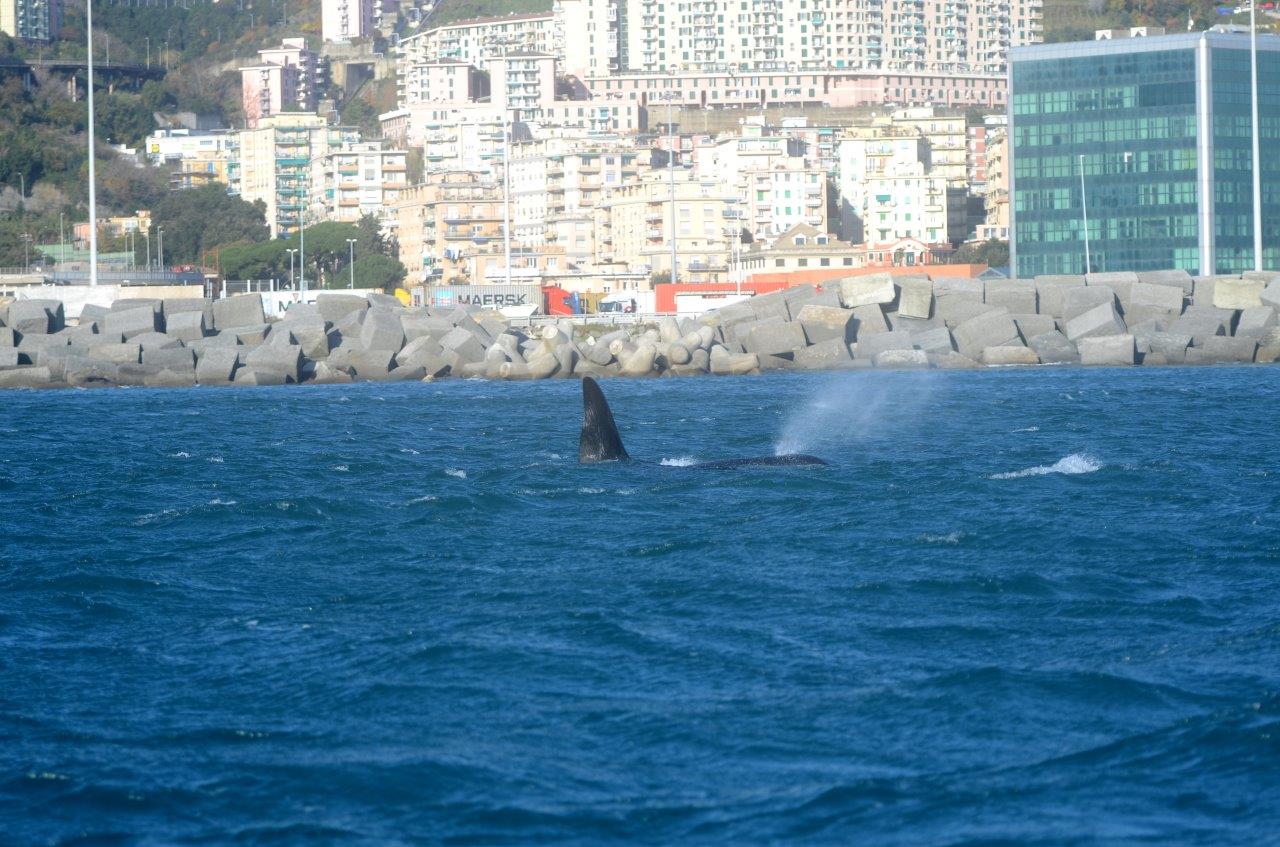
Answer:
1042;0;1269;42
428;0;553;27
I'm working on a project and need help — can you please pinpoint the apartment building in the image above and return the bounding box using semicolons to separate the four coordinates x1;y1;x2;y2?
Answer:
489;53;558;112
396;12;556;72
509;137;645;257
0;0;60;41
145;129;236;166
322;0;374;43
392;172;506;284
739;223;864;276
399;58;488;107
240;38;324;129
554;0;620;78
312;142;409;228
598;170;738;277
230;114;362;237
977;128;1009;242
616;0;1041;75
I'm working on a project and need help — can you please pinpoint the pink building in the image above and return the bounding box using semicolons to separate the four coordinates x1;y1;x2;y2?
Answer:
239;38;321;129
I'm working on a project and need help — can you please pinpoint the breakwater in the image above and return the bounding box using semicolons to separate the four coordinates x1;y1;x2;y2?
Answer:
1;268;1278;389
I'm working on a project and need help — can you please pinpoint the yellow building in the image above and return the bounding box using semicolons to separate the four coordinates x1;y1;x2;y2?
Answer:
392;171;505;284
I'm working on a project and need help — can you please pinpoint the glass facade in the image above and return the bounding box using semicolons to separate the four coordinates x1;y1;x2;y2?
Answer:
1010;34;1280;277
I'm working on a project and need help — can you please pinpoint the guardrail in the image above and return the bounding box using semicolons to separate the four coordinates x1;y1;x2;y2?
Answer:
509;312;702;329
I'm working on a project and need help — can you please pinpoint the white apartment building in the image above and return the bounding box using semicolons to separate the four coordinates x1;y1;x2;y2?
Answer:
322;0;374;43
396;12;556;72
313;142;409;228
230;114;363;237
554;0;620;78
399;58;488;107
240;38;323;129
618;0;1041;74
598;170;739;276
860;157;967;261
144;128;236;166
489;53;558;112
694;134;827;237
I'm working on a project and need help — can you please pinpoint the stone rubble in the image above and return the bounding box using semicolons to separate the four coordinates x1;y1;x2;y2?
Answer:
3;270;1280;390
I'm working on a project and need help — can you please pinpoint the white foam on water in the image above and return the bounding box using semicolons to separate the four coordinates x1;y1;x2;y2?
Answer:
333;465;349;472
1011;426;1040;433
991;453;1102;480
208;456;224;464
660;457;698;467
578;487;605;494
444;468;467;479
918;531;967;544
407;495;437;504
167;451;190;459
399;448;420;455
208;498;238;506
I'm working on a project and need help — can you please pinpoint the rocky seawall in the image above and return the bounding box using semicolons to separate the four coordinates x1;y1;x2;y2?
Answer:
2;269;1279;390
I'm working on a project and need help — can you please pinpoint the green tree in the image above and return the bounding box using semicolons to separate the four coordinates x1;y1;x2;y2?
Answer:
953;239;1010;268
334;253;407;291
150;183;269;265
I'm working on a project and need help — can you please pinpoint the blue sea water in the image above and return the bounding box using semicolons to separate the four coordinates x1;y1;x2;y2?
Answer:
2;367;1279;846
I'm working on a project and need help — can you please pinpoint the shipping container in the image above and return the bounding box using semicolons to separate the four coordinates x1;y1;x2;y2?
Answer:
421;284;544;316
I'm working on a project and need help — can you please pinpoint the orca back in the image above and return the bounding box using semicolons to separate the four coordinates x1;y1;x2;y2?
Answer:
579;377;629;463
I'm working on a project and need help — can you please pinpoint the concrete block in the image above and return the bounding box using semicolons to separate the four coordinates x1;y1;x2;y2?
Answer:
64;356;119;387
439;327;486;363
1064;301;1126;343
896;277;934;319
8;300;64;335
342;348;396;379
142;347;196;370
365;292;403;309
745;320;807;355
709;348;760;375
144;369;198;388
1063;285;1116;323
0;327;17;347
851;304;890;336
62;324;99;346
796;304;855;344
1256;345;1280;364
891;314;944;335
402;314;455;343
382;365;427;382
1078;334;1135;366
212;294;266;331
1192;336;1257;363
103;307;161;341
781;284;820;317
312;361;355;384
111;298;163;316
164;310;207;343
316;293;368;327
1122;304;1177;330
1028;331;1080;364
912;326;955;355
804;289;843;310
396;334;444;365
1213;277;1265;310
234;368;287;386
1130;281;1185;315
163;297;213;323
932;276;985;301
0;348;19;369
984;279;1037;314
1034;275;1087;319
1136;269;1194;295
872;349;930;369
747;291;790;322
1146;332;1191;364
0;367;54;389
1260;280;1280;311
244;344;301;382
115;363;164;387
17;334;70;362
930;352;982;370
1234;306;1277;339
79;304;111;327
131;331;182;351
837;273;897;308
936;297;999;329
856;330;914;360
223;324;270;345
952;310;1021;360
1087;272;1138;312
1170;307;1229;346
88;343;141;364
360;307;407;352
195;348;240;384
792;337;853;369
982;345;1039;366
1013;314;1056;342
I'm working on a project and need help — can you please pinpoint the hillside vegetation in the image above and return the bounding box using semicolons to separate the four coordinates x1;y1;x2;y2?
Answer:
1043;0;1268;42
428;0;552;27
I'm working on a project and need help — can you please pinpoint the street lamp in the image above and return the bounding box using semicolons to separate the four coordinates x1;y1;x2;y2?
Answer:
1079;154;1091;274
1250;0;1263;270
157;226;165;269
286;247;299;289
87;0;98;286
664;67;680;287
20;232;32;272
346;238;357;289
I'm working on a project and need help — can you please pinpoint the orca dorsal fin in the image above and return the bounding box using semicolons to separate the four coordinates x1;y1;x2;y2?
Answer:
579;377;629;463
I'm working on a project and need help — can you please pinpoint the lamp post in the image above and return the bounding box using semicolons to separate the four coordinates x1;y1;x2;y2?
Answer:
20;233;31;272
502;108;514;288
346;238;357;289
1251;0;1263;270
1079;154;1091;274
157;226;164;269
143;228;150;269
665;69;679;287
17;174;23;200
286;247;299;289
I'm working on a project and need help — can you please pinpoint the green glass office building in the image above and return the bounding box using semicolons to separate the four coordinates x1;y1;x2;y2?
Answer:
1009;31;1280;277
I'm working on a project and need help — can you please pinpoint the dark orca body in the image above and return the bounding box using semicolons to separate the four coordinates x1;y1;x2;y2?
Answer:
578;377;828;468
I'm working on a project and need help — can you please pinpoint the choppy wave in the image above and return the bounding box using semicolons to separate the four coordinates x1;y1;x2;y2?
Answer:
660;456;698;467
444;468;467;479
991;452;1102;480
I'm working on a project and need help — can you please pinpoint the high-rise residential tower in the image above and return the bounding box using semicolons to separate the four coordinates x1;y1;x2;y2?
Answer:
1;0;61;42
